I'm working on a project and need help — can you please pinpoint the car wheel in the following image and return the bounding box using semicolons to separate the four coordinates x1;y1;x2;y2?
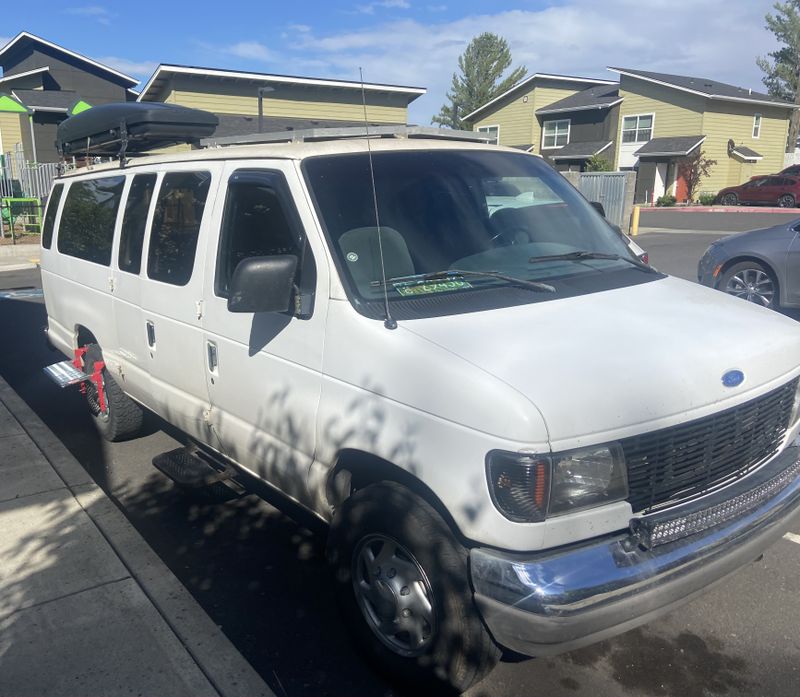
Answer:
778;194;796;208
82;344;144;441
721;193;738;206
718;261;779;309
327;481;500;693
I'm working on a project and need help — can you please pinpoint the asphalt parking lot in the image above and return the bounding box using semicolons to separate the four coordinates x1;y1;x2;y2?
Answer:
1;229;800;697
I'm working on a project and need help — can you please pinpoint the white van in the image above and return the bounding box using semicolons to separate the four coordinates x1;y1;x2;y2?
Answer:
41;110;800;693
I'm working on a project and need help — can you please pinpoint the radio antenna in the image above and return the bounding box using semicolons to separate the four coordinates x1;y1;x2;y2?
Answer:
359;67;397;330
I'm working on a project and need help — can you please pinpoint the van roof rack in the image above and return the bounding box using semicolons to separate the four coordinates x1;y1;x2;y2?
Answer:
200;125;492;148
56;103;219;163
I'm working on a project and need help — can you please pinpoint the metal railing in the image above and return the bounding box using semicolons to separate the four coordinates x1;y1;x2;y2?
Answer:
0;144;62;200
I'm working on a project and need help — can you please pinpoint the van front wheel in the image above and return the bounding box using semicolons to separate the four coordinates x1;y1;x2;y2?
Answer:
82;344;144;442
327;481;500;693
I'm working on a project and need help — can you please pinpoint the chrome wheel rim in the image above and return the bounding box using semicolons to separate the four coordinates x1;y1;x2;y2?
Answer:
780;195;795;208
722;194;736;205
351;534;436;657
725;268;774;307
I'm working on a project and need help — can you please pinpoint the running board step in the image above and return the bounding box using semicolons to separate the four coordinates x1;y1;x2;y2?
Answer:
152;446;246;500
43;360;92;388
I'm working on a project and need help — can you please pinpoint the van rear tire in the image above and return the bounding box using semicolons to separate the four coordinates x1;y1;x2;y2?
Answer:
327;481;500;694
83;344;144;442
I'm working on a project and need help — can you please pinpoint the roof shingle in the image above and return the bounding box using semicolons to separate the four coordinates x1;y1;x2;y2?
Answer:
610;67;793;107
536;85;621;115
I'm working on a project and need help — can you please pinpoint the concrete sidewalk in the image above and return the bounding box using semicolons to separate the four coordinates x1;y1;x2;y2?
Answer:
0;243;39;272
0;374;274;697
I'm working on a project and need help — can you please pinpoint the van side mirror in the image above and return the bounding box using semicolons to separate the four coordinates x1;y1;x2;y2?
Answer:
227;255;298;314
590;201;606;217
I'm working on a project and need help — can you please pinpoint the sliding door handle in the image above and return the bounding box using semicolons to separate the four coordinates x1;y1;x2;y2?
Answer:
146;321;156;347
207;341;218;373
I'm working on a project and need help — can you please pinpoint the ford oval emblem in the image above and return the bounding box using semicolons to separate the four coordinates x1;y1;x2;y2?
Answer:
722;370;745;388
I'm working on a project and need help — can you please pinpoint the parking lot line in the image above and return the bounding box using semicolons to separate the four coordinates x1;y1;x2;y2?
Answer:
782;532;800;545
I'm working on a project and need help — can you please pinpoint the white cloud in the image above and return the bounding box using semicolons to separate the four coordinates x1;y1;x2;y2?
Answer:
96;56;157;79
226;41;275;63
355;0;411;16
64;5;113;25
282;0;780;124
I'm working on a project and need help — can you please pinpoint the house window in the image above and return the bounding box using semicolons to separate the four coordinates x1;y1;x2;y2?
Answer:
477;125;499;145
621;114;654;143
542;119;570;149
753;113;761;139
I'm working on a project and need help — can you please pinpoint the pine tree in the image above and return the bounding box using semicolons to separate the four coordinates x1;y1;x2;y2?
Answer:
433;33;526;130
757;1;800;151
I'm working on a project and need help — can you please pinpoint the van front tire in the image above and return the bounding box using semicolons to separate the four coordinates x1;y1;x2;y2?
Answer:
83;344;144;442
327;481;500;694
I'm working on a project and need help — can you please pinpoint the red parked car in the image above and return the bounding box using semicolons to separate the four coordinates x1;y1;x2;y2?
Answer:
716;174;800;207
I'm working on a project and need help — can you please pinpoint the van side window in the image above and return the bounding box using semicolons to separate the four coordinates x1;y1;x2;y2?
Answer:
57;176;125;265
41;183;64;249
215;174;302;298
119;174;157;274
147;171;211;286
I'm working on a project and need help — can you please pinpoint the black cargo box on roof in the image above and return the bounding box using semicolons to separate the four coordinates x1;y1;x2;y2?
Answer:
56;102;219;157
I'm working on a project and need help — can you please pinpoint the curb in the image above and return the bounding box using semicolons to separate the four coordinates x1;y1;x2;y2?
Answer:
0;375;274;697
641;206;800;215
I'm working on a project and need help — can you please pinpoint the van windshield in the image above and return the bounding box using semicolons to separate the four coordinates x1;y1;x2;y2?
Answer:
303;149;657;318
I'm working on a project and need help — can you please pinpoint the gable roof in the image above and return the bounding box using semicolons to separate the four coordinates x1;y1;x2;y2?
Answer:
635;135;706;158
0;65;50;87
137;64;426;103
609;67;794;109
463;73;617;122
12;88;80;112
550;140;613;160
536;84;622;115
730;145;762;161
0;32;139;87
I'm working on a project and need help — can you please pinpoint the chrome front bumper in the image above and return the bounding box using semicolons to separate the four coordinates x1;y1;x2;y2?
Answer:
470;442;800;657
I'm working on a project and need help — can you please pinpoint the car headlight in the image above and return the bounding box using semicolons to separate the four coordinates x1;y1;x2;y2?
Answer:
486;444;628;522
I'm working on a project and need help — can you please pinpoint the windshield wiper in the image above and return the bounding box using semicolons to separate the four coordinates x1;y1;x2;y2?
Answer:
528;250;656;273
371;269;556;293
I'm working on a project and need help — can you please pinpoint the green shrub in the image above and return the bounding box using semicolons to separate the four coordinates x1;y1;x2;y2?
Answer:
697;192;717;206
584;154;613;172
655;194;676;207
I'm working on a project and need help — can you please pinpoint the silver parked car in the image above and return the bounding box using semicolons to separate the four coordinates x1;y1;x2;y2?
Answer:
698;218;800;309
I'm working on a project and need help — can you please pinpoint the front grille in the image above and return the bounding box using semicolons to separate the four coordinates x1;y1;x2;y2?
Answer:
622;378;798;513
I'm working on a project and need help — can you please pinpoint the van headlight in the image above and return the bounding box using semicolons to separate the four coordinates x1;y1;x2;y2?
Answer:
486;444;628;522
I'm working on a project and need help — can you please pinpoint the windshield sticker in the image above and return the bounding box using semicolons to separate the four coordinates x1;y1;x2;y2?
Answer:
393;279;473;296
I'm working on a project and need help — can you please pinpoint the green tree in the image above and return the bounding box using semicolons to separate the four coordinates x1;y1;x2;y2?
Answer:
584;154;613;171
433;33;527;130
757;1;800;151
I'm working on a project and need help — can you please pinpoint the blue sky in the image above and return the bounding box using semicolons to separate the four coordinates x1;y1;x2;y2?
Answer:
1;1;782;123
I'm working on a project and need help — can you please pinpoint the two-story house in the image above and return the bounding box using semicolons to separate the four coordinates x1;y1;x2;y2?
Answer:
464;73;618;152
0;32;140;163
467;65;796;203
610;67;796;203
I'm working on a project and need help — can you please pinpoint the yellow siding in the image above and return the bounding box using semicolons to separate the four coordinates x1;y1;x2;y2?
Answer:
701;104;789;194
616;76;704;167
472;81;585;149
0;112;24;155
531;84;585;154
163;79;407;124
472;87;536;147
